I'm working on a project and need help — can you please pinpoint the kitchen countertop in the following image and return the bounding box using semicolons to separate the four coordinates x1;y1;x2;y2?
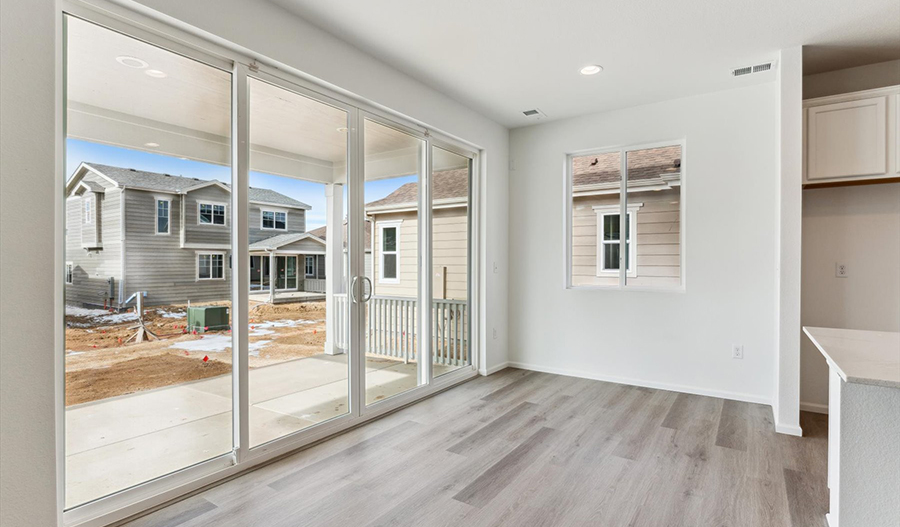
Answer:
803;327;900;389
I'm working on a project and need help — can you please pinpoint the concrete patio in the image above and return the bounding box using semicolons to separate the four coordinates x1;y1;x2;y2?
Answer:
65;353;456;508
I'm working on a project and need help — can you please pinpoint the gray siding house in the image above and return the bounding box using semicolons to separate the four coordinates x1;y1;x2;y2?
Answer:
65;163;326;308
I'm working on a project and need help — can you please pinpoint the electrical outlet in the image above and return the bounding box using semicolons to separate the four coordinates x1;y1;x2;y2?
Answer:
732;344;744;359
835;263;848;278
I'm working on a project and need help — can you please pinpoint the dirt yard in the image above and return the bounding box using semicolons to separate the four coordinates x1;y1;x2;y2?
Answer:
65;301;328;406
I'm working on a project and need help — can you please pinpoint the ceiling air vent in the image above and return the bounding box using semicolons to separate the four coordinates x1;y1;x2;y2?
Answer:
522;108;547;121
732;60;776;78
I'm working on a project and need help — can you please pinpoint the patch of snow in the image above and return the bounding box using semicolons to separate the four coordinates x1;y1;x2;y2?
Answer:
168;336;272;355
65;305;137;325
156;309;186;319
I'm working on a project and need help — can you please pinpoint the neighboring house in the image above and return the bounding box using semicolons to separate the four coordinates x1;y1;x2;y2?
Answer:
366;169;471;300
571;146;682;288
307;219;372;286
64;162;321;307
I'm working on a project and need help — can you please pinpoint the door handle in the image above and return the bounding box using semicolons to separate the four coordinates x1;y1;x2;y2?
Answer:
361;276;373;302
350;276;360;303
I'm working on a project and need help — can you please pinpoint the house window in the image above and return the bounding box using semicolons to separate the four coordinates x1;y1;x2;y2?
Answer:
83;197;93;224
568;142;683;290
593;208;639;276
156;199;170;234
199;203;225;225
261;210;286;230
379;222;401;283
65;262;74;285
305;255;316;277
197;253;224;280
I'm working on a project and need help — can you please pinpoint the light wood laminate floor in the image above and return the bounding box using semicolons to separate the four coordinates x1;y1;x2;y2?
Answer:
124;369;829;527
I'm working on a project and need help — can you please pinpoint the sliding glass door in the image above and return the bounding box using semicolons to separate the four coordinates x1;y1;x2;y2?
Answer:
61;7;478;522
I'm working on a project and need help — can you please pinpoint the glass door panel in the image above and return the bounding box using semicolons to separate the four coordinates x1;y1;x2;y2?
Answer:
430;147;472;377
63;15;234;508
247;77;350;447
363;118;425;405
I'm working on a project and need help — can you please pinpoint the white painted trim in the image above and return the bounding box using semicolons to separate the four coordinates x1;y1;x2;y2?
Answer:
593;203;641;278
182;179;230;194
802;84;900;107
507;361;773;406
197;201;228;227
304;255;317;277
259;208;288;231
800;401;829;414
154;197;171;235
182;243;230;250
480;361;509;376
775;423;804;436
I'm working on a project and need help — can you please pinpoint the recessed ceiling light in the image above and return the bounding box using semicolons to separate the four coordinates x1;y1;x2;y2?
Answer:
116;55;148;69
580;65;603;76
145;69;167;78
144;142;160;147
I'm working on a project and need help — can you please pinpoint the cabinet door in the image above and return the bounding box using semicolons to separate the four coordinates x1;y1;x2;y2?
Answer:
808;96;887;181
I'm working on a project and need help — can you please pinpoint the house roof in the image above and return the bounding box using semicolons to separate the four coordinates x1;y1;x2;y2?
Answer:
308;219;372;252
572;146;681;188
250;232;325;251
74;163;311;209
365;168;469;212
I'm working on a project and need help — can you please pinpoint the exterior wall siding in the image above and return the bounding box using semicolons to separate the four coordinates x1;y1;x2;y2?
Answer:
371;206;469;301
64;188;123;307
183;186;232;247
125;188;231;306
249;203;305;244
571;188;681;287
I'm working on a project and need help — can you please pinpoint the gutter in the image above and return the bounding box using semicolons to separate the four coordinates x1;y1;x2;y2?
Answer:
119;186;126;306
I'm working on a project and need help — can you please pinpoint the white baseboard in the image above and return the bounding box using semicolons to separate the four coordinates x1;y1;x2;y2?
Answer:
800;401;829;414
506;361;772;406
480;361;509;376
775;422;804;436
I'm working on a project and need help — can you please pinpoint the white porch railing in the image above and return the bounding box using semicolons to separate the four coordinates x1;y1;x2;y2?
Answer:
332;294;469;366
302;278;326;293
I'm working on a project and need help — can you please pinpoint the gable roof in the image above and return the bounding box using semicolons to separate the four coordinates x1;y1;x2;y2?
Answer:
308;219;372;252
365;168;469;212
68;163;311;209
250;232;325;251
572;146;681;188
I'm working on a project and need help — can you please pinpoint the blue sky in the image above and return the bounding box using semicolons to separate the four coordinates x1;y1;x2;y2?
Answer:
67;139;414;230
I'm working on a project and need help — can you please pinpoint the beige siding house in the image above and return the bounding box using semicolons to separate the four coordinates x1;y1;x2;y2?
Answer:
571;146;682;288
366;169;470;301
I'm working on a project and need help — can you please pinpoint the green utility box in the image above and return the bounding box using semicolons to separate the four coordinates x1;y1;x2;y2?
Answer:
187;306;230;333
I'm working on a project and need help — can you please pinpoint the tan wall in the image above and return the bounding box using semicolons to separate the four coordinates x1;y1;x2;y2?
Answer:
571;188;681;287
371;206;469;300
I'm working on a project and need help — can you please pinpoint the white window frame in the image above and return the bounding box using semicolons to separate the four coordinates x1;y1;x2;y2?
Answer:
83;195;93;224
198;201;227;226
155;198;171;235
196;252;225;281
593;204;641;277
65;262;74;285
378;220;402;284
305;255;316;277
260;208;287;230
565;139;686;292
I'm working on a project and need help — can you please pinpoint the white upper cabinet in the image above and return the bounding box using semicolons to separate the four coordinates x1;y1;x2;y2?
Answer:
803;86;899;185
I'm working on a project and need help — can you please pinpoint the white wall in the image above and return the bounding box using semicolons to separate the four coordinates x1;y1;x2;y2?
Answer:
0;0;508;524
801;184;900;411
0;0;61;525
803;59;900;100
508;82;780;404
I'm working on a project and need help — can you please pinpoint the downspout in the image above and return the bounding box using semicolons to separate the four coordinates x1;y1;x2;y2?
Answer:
119;186;126;307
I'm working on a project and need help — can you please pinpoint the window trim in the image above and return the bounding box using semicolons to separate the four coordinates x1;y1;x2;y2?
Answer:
260;208;288;231
155;198;171;235
65;262;74;285
378;220;402;284
593;204;641;278
304;255;316;277
197;201;227;226
196;252;226;281
565;139;686;292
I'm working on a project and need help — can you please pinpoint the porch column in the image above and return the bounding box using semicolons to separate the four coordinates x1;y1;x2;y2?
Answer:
268;251;276;304
324;183;344;355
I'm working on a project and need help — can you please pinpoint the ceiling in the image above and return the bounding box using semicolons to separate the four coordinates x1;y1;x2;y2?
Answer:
271;0;900;128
